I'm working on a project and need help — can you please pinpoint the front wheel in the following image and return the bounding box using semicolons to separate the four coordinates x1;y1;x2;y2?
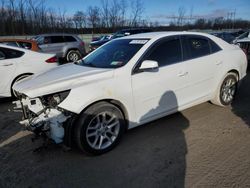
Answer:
75;102;125;155
212;72;238;106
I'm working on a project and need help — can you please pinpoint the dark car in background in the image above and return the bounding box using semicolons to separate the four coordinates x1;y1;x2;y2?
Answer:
32;34;86;62
211;32;236;43
89;28;152;52
89;35;113;52
233;30;250;44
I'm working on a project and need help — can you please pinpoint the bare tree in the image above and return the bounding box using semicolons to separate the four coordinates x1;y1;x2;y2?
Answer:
130;0;144;27
87;6;101;34
100;0;110;28
73;11;86;32
0;0;6;35
177;6;186;26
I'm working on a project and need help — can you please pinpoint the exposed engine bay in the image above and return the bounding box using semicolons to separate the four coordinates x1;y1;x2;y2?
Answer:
14;91;72;144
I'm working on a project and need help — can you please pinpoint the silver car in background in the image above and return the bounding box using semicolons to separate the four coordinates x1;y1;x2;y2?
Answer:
32;33;86;62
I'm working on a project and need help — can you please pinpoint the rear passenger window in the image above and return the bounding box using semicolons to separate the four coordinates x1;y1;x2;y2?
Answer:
146;38;182;67
186;37;210;59
64;36;77;42
51;36;65;43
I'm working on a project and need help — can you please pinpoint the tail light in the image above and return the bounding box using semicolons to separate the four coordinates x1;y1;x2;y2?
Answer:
80;41;85;47
46;56;58;63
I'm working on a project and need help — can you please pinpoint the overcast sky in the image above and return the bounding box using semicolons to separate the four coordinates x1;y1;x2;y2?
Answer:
47;0;250;24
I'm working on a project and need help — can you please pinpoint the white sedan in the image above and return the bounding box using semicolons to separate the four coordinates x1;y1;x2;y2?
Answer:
13;32;248;155
0;44;58;97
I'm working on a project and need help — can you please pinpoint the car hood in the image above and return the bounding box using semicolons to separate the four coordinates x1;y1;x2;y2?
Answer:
13;63;114;98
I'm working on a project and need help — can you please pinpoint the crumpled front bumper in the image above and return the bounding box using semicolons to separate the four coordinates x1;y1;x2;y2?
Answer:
14;97;70;144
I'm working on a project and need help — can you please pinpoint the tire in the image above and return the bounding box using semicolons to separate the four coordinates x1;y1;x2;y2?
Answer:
211;72;238;106
11;74;31;98
75;102;125;155
66;50;82;62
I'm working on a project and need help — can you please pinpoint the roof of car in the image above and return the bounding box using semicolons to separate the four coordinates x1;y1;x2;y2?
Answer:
0;38;37;43
121;31;233;50
0;43;28;52
122;31;213;39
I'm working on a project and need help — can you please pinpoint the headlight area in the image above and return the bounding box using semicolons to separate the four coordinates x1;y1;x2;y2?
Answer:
14;90;73;144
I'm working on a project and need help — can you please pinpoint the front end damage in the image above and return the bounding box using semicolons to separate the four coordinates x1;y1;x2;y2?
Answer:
14;91;73;144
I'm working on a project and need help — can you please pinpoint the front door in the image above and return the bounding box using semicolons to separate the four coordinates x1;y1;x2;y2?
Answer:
131;36;189;123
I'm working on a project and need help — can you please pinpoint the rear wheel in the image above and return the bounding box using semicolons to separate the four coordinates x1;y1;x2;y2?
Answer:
75;102;125;155
212;72;238;106
66;50;82;62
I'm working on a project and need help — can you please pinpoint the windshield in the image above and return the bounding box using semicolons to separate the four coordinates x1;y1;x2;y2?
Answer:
79;39;148;68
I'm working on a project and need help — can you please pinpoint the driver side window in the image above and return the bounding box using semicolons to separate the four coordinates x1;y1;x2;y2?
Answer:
143;37;182;67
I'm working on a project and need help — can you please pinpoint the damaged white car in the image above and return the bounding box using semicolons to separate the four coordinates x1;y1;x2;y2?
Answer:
13;32;248;155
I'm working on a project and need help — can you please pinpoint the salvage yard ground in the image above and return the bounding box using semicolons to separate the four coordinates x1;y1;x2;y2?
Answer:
0;68;250;188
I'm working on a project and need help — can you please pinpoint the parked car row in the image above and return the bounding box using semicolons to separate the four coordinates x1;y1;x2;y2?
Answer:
210;30;250;62
233;30;250;62
0;33;87;63
210;30;247;44
31;34;86;62
89;28;152;52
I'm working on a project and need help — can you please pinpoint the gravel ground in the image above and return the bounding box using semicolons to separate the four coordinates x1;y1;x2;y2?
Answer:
0;69;250;188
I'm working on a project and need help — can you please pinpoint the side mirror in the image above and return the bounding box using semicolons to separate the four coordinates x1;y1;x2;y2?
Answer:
139;60;159;71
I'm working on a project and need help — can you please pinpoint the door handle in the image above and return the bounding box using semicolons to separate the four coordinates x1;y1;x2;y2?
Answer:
3;63;13;66
178;72;188;77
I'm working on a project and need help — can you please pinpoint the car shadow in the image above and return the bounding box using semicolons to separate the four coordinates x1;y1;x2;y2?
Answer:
0;91;189;188
231;67;250;127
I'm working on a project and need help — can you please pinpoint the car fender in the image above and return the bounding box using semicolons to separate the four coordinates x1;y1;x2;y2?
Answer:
61;43;79;58
58;79;136;125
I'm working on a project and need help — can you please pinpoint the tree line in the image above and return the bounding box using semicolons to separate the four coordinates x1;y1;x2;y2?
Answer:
0;0;249;36
0;0;146;35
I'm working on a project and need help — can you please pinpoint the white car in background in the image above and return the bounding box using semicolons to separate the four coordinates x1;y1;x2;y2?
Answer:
0;44;58;97
13;32;247;155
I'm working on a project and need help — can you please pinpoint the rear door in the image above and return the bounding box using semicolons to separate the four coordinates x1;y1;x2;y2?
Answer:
132;36;189;123
0;47;23;95
39;36;66;56
49;36;67;56
181;35;222;103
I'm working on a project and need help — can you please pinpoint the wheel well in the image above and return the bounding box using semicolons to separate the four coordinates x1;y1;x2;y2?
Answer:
11;73;33;95
81;99;129;130
228;69;239;80
66;48;80;55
